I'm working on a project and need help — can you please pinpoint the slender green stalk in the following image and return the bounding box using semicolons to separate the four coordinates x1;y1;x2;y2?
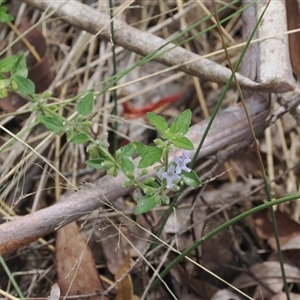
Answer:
148;192;300;292
149;0;258;251
190;0;258;168
149;0;271;293
213;0;290;298
263;173;291;300
0;255;25;299
108;0;119;153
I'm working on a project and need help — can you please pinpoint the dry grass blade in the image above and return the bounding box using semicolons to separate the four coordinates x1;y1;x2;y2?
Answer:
1;0;300;299
21;0;273;92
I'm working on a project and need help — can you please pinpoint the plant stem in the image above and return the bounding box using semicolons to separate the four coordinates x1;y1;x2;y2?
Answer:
0;255;25;299
149;191;300;292
108;0;119;153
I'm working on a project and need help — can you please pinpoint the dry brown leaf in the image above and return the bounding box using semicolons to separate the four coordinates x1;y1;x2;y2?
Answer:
0;92;27;112
233;261;300;299
286;0;300;78
114;252;133;300
17;21;54;93
281;234;300;251
97;216;150;275
188;278;219;300
55;221;106;296
201;219;234;272
97;221;126;275
280;235;300;269
254;210;300;250
271;292;300;300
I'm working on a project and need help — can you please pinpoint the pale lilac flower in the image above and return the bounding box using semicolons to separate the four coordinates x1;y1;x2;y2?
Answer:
161;165;181;188
174;151;191;174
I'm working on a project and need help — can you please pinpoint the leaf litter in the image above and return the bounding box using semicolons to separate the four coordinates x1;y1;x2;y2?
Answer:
1;1;300;299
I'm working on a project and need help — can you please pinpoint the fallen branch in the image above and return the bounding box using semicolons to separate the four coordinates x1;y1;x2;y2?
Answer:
0;94;270;255
21;0;291;93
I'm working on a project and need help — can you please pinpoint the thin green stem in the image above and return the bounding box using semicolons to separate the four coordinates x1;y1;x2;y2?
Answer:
148;0;257;253
213;1;290;298
263;172;291;300
108;0;119;153
149;0;269;292
149;191;300;292
190;1;258;168
0;255;25;299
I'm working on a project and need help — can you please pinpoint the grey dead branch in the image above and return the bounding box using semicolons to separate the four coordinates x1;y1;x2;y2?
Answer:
0;0;299;254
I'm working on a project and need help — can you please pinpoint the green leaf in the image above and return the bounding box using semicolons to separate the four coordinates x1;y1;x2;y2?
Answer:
120;143;135;157
77;92;94;116
133;142;163;168
69;133;90;144
0;6;13;23
161;194;170;204
170;109;192;135
180;170;201;187
161;129;173;140
85;158;105;170
134;195;157;215
107;166;118;176
11;54;28;77
87;145;98;159
143;186;158;195
146;112;168;133
0;79;10;89
38;115;64;134
142;179;160;195
0;55;18;72
173;136;194;150
12;75;35;95
117;144;135;173
120;156;135;173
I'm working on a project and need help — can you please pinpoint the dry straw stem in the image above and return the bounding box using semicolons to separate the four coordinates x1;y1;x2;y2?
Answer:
21;0;287;93
0;94;270;255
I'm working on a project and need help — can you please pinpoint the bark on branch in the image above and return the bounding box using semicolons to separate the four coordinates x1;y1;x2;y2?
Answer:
21;0;292;93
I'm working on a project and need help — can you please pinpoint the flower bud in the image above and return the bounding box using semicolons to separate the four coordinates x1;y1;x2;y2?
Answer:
161;194;170;204
144;177;155;184
140;169;148;176
42;90;52;98
123;181;132;188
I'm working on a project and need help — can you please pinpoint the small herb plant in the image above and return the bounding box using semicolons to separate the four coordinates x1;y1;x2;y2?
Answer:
45;94;201;215
0;4;201;215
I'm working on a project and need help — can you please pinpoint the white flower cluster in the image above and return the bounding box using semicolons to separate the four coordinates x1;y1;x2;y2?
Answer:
161;151;191;189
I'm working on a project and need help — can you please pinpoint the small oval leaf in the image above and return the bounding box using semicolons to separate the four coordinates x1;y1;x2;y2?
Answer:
173;136;194;150
180;170;201;187
134;195;157;215
13;75;35;95
38;115;64;135
146;112;168;133
69;133;90;144
77;92;94;116
170;109;191;135
85;158;105;170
